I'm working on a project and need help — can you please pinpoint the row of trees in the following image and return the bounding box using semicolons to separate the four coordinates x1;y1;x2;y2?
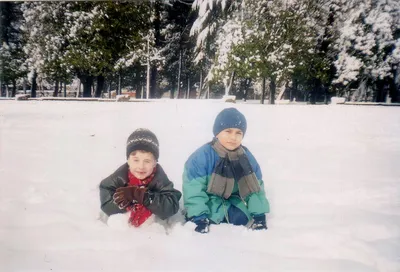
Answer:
0;1;196;99
0;0;399;103
192;0;400;103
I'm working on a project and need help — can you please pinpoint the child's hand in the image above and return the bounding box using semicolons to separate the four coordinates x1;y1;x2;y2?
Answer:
250;214;267;230
113;186;147;208
191;215;210;234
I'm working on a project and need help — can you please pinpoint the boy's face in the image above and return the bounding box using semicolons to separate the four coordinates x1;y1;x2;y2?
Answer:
216;128;243;150
127;150;157;180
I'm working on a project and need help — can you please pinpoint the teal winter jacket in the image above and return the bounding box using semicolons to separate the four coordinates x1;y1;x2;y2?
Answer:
183;143;270;224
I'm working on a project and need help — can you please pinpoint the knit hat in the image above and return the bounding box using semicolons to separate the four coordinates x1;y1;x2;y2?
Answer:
126;128;159;160
213;108;247;136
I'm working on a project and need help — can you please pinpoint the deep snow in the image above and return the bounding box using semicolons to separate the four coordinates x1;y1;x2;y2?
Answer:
0;99;399;272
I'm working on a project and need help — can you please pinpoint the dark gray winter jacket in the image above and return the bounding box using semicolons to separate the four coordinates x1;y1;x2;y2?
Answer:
99;163;181;220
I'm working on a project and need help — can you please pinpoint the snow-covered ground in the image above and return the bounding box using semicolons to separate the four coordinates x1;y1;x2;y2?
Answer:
0;100;399;272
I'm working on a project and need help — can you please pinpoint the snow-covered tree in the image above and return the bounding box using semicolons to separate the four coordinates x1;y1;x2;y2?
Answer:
214;0;324;103
114;1;174;98
115;0;198;99
0;2;25;97
333;0;400;102
22;2;73;97
160;0;196;98
288;0;338;104
22;2;152;97
189;0;335;103
190;0;239;94
64;2;151;97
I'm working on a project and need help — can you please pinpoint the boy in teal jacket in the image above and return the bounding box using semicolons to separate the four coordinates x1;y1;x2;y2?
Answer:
183;108;270;233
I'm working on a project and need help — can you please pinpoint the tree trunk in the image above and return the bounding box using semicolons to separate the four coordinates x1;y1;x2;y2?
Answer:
375;79;387;102
324;86;329;104
79;75;93;98
150;0;162;98
12;79;16;97
389;75;399;103
92;82;95;97
177;50;182;99
260;77;266;104
198;68;203;99
310;78;319;104
23;78;26;94
83;79;93;97
53;81;59;97
270;79;276;105
95;75;105;98
135;82;140;99
291;78;298;102
146;40;150;99
77;82;81;98
31;71;37;98
118;73;121;95
277;84;286;100
187;77;190;98
136;82;141;99
170;80;176;99
64;82;67;97
243;78;250;101
225;71;236;96
150;67;157;98
392;66;400;103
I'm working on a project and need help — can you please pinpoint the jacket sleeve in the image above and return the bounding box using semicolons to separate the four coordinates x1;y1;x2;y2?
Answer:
144;178;182;220
244;148;270;215
99;171;127;216
182;148;211;219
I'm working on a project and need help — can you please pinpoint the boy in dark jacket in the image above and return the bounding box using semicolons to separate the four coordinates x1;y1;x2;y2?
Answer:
99;128;181;227
183;108;270;233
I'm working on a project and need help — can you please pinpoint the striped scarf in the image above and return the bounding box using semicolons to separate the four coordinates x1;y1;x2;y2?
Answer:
207;138;261;199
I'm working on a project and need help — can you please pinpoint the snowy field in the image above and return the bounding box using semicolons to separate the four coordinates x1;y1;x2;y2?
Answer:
0;99;399;272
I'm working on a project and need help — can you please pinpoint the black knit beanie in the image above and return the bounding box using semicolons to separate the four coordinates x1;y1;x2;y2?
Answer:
126;128;159;160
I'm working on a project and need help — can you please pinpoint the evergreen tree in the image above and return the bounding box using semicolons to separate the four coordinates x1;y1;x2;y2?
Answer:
22;2;151;97
333;0;400;102
161;0;196;98
0;2;25;97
